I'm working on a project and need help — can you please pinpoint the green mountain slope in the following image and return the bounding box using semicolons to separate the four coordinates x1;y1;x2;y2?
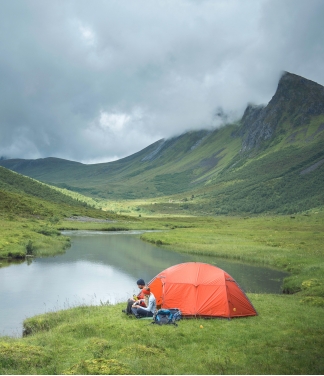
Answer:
0;126;241;199
0;166;110;219
1;71;324;215
0;166;120;260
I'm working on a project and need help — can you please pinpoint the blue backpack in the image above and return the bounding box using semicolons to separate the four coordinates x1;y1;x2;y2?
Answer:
152;308;182;326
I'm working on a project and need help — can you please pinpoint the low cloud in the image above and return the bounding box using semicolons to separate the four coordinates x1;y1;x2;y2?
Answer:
0;0;323;163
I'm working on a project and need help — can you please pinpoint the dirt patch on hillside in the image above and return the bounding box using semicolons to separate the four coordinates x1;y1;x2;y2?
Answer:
67;216;115;223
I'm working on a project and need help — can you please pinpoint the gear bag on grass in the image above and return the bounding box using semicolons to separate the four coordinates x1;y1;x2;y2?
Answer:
152;308;182;326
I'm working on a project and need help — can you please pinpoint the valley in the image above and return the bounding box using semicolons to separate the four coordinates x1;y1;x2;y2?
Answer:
0;71;323;374
1;72;324;216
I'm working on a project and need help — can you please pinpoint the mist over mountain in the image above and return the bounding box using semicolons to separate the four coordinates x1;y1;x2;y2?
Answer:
238;72;324;152
1;1;324;163
1;71;324;215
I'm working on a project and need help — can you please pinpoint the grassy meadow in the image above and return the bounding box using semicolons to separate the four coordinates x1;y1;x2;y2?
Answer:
1;296;323;375
0;216;70;260
1;204;324;374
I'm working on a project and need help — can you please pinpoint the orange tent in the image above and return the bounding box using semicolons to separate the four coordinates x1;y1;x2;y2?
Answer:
148;262;257;318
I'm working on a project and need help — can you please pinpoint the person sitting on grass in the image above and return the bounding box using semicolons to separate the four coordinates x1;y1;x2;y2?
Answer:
131;287;156;318
122;278;146;315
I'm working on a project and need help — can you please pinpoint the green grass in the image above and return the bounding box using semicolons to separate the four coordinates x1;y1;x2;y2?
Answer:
0;166;96;209
1;161;324;374
1;210;324;374
0;167;128;260
139;211;324;302
0;216;71;260
0;297;323;375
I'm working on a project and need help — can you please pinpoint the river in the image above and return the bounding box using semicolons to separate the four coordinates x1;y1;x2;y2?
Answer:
0;230;288;337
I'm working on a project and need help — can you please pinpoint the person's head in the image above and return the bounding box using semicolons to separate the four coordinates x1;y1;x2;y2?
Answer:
142;287;151;296
136;279;145;289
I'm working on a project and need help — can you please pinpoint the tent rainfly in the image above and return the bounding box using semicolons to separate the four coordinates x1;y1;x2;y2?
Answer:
148;262;257;318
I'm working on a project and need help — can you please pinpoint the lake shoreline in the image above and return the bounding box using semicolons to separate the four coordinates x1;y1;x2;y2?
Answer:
1;228;287;337
1;213;323;374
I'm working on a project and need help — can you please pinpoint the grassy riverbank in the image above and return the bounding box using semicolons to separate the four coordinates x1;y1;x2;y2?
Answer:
0;297;323;375
58;209;324;303
1;210;324;374
0;212;123;262
139;210;324;304
0;217;70;261
3;209;322;301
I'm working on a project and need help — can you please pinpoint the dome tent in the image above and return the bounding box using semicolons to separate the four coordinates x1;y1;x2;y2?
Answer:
148;262;257;318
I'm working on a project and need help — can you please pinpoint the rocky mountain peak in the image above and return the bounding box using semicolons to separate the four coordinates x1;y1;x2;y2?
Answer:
273;71;324;121
239;72;324;152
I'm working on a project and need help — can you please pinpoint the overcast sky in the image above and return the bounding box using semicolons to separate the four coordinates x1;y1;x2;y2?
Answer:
0;0;323;164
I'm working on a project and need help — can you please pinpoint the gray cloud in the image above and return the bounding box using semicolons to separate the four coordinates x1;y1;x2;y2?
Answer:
0;0;323;163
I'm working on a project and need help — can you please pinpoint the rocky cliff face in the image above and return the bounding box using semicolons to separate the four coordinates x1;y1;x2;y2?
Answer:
239;72;324;152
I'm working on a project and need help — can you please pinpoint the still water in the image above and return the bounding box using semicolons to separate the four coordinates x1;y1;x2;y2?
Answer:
1;230;288;337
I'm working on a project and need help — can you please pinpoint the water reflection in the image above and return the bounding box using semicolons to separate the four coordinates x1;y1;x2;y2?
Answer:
0;230;288;337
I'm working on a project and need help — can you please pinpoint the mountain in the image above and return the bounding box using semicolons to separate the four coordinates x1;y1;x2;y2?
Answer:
0;166;112;219
0;128;240;199
238;71;324;152
1;71;324;215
